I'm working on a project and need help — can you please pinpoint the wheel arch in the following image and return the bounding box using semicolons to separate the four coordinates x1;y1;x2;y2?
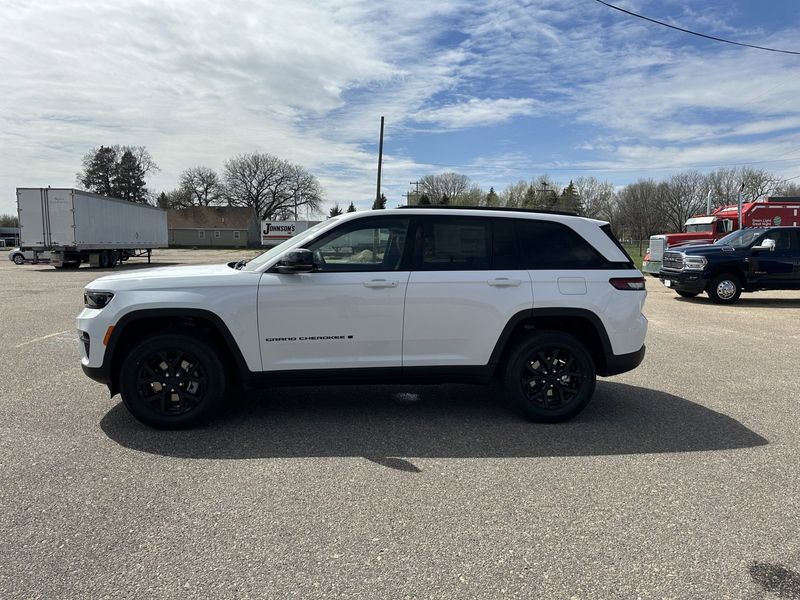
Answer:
490;308;613;376
105;308;250;396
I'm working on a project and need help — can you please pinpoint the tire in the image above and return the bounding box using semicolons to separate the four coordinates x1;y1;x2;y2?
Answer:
119;334;226;429
99;250;111;269
676;290;699;298
707;274;742;304
503;332;596;423
12;254;24;265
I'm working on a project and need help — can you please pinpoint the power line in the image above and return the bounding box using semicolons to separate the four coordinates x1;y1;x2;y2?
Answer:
594;0;800;56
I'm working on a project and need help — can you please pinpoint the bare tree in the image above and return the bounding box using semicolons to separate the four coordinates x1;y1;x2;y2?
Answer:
614;179;669;242
500;180;530;208
663;171;708;231
224;153;324;220
179;166;223;206
574;176;615;220
419;172;471;204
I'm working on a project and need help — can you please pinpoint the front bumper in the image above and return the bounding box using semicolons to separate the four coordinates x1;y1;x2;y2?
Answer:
641;259;662;275
659;269;708;294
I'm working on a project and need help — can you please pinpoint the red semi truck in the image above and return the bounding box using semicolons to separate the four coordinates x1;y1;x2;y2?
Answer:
642;197;800;275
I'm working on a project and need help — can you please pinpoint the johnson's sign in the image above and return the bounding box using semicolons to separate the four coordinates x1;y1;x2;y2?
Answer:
261;220;311;244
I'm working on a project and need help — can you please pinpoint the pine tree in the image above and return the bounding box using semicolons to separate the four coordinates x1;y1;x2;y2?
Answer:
485;186;499;206
328;203;344;218
558;180;583;214
346;201;357;212
115;150;147;203
418;194;431;205
372;193;387;209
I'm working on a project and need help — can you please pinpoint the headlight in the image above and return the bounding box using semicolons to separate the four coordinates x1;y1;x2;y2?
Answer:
682;255;707;271
84;291;114;309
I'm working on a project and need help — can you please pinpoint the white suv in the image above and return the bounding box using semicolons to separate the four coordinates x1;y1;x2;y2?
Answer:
77;207;647;429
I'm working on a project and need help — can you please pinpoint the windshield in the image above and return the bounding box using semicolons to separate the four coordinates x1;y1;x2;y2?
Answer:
241;220;335;272
714;228;767;248
685;224;713;233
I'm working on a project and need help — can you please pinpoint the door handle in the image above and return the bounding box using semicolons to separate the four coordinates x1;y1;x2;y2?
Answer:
363;279;398;288
487;278;521;287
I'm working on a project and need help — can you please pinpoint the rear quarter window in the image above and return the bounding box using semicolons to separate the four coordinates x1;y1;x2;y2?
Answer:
515;219;615;269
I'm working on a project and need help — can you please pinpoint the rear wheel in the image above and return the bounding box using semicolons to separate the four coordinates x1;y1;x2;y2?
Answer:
503;332;596;423
707;274;741;304
119;334;226;429
676;290;699;298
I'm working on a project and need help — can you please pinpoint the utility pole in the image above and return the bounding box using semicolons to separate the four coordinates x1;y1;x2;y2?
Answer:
410;181;421;194
737;181;744;230
375;116;384;208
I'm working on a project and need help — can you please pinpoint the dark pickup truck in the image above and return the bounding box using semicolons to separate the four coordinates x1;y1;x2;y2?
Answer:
659;226;800;304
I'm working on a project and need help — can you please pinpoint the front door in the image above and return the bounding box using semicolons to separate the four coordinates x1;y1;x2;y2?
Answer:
751;230;799;287
258;216;411;371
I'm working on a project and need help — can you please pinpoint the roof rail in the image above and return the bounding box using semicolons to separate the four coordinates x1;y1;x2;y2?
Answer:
397;205;580;217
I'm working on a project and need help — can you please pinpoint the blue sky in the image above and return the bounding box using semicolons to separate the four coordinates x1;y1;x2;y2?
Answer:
1;0;799;215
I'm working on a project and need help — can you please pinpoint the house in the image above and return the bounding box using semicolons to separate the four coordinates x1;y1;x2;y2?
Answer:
167;206;258;248
0;226;19;247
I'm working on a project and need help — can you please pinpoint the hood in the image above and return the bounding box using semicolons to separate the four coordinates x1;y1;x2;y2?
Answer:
673;244;738;257
665;232;714;244
86;263;256;291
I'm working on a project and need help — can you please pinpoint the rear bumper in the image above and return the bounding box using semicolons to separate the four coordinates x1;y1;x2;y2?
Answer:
659;270;708;294
600;344;646;376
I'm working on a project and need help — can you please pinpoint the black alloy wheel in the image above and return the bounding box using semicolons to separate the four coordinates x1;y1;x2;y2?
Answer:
120;334;225;429
504;332;596;422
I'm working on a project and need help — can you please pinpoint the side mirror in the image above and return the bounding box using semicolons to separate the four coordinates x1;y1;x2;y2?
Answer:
276;248;314;273
753;238;776;252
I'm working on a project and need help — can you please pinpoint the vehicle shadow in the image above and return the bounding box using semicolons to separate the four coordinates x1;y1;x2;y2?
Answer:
33;262;181;272
100;382;767;463
675;296;800;308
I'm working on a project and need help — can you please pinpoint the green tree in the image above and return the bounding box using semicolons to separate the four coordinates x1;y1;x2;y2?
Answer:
114;150;147;203
485;187;500;206
372;193;387;209
0;214;19;227
557;180;583;214
77;145;158;203
346;201;357;212
328;203;343;218
418;194;431;205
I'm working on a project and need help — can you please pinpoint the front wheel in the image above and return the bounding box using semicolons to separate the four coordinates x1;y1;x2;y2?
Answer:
503;332;596;423
119;334;226;429
707;274;741;304
12;254;24;265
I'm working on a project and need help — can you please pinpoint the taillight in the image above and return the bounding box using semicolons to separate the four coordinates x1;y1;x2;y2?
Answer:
609;277;646;290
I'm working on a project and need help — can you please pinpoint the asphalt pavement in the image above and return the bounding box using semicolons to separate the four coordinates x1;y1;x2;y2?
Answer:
1;249;800;599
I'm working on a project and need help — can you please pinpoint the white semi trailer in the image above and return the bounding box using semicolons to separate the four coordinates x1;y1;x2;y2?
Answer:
17;188;168;269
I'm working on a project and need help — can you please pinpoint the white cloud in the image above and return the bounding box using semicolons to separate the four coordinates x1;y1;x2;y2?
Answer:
415;98;539;129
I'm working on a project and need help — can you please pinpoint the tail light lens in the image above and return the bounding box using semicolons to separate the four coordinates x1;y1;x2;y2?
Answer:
610;277;646;290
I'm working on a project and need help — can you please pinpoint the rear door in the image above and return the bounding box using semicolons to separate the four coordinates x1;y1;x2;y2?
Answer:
402;216;533;366
46;189;76;247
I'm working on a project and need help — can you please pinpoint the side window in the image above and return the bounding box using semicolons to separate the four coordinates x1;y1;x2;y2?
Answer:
492;219;518;269
419;218;491;270
516;219;610;269
307;218;409;272
761;230;796;251
198;230;205;240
